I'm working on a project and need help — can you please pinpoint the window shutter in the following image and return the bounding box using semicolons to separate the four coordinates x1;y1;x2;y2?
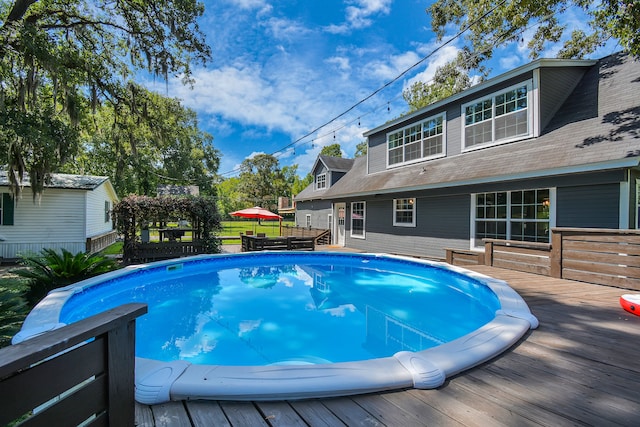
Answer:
2;193;14;225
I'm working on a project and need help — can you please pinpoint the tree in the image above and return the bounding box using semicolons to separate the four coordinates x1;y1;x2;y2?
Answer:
237;154;286;209
62;83;220;197
0;0;210;199
292;173;314;195
403;60;474;112
216;177;245;218
320;143;342;157
354;140;368;157
428;0;640;66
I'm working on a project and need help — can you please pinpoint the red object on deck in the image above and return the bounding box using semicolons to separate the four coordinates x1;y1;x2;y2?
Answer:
620;294;640;316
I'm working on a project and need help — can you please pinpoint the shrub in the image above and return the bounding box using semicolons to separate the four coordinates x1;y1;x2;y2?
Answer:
13;248;119;303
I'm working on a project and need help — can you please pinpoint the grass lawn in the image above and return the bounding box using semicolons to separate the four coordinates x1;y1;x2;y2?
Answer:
219;220;295;240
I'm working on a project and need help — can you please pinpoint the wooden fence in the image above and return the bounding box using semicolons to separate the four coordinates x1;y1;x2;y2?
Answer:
0;303;147;427
446;228;640;290
86;230;118;254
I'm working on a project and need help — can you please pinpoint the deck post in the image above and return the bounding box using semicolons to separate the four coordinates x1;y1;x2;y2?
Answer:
550;229;563;278
484;240;494;266
107;315;138;426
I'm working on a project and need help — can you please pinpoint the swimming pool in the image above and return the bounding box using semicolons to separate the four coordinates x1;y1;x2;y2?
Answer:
15;252;538;404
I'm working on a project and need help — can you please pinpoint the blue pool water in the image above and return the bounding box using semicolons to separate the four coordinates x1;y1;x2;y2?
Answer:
60;253;500;365
60;252;500;366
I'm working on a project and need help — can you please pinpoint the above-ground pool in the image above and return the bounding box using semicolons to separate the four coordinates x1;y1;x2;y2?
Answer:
15;252;538;404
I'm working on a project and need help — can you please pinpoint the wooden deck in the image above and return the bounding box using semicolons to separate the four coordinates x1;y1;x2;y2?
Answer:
135;266;640;426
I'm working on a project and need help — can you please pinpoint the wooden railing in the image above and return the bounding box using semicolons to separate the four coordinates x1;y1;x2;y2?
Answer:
484;239;551;276
125;241;206;264
281;226;331;245
0;303;147;427
551;228;640;290
241;235;315;252
445;248;485;266
446;228;640;290
86;230;118;254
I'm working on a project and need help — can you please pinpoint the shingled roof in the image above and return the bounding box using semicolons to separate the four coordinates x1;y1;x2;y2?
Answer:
321;52;640;199
0;171;111;191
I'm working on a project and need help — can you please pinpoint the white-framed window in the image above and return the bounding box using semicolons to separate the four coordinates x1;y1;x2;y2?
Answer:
350;201;366;238
316;173;327;190
387;113;445;167
472;188;553;247
393;198;416;227
463;81;532;150
305;214;311;228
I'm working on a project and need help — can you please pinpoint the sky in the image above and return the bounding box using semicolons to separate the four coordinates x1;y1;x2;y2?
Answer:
146;0;620;179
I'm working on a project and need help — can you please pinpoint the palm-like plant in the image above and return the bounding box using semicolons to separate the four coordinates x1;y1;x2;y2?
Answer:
0;282;29;348
13;249;119;302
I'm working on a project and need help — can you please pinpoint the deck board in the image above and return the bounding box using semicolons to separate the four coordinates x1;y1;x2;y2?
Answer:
136;265;640;426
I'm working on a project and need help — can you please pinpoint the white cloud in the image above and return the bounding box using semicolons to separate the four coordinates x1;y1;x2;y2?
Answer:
367;51;421;80
225;0;273;13
405;45;460;89
265;17;312;40
324;0;393;33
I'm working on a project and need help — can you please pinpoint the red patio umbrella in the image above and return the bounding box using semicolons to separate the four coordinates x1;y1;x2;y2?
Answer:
230;206;283;234
229;206;283;220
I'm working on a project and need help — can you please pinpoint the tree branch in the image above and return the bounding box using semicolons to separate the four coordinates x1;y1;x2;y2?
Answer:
5;0;39;23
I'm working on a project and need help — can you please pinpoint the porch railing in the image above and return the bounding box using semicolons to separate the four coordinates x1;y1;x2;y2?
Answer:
446;227;640;290
0;303;147;427
86;230;118;254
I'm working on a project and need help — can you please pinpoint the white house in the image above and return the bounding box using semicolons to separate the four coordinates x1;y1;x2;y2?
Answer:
0;172;119;260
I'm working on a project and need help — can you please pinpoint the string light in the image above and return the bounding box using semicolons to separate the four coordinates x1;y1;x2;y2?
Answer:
218;0;514;178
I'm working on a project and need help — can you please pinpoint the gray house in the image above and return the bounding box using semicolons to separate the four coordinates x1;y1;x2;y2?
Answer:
295;52;640;258
295;155;354;232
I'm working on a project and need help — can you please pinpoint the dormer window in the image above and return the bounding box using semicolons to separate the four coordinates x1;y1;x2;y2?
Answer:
463;81;532;150
387;113;445;167
316;173;327;190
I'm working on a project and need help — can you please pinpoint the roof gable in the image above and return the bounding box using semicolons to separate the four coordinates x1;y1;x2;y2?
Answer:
322;53;640;198
311;155;354;176
364;57;596;137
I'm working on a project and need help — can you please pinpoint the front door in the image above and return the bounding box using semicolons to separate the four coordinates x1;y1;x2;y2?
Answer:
335;203;346;246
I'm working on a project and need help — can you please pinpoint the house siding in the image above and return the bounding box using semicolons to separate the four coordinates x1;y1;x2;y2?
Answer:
85;184;115;237
295;200;332;229
337;170;626;257
345;194;470;259
0;188;87;258
557;183;620;228
539;68;588;132
331;171;346;186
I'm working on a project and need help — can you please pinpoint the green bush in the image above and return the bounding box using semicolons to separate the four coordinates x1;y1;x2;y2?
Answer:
12;248;119;303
